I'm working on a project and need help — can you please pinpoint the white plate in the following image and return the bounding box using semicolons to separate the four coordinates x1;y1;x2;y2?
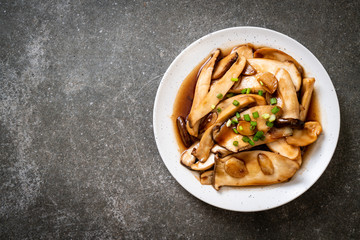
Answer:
153;27;340;212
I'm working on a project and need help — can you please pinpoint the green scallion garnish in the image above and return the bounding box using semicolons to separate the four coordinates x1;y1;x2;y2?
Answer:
271;106;280;114
259;81;264;86
211;104;216;109
270;98;277;105
236;112;240;119
226;119;232;127
241;89;247;94
242;136;250;143
246;88;251;94
266;121;274;128
262;113;270;119
250;121;257;127
258;90;263;96
244;114;251;122
248;139;255;146
269;114;276;122
231;77;239;82
233;141;239;146
217;93;223;99
226;93;234;98
232;100;239;106
252;111;259;118
239;126;243;131
217;107;221;113
233;128;239;134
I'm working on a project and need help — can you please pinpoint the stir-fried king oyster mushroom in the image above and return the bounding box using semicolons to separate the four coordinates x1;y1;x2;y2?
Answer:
286;121;322;146
193;96;256;162
213;151;299;190
254;47;304;75
187;55;247;134
175;44;322;189
186;50;221;137
275;68;300;119
299;77;315;121
247;58;302;91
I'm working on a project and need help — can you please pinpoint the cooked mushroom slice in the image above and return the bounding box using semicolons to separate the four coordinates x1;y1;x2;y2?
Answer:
274;118;304;129
224;157;248;178
231;44;254;59
199;112;218;133
216;94;266;112
286;121;322;146
180;141;199;168
257;153;274;175
186;50;221;137
212;52;238;79
187;55;247;130
176;116;193;148
247;58;301;91
230;75;263;93
239;105;283;132
299;77;315;121
211;144;232;157
213;151;299;190
213;125;292;153
275;68;300;119
191;153;215;171
237;121;255;136
266;138;301;160
254;47;304;76
200;170;213;185
193;96;255;162
256;72;278;94
242;62;257;76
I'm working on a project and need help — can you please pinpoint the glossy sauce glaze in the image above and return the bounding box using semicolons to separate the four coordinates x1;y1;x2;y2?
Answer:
172;45;320;155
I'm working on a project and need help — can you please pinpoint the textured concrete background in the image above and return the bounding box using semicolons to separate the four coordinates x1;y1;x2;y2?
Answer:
0;0;359;239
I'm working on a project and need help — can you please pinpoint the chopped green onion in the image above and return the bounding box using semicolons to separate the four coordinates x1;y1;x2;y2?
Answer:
241;89;247;94
246;88;251;94
226;119;232;127
217;107;222;113
253;136;259;141
239;126;243;131
231;77;239;82
269;114;276;122
232;100;239;106
258;90;263;96
270;98;277;105
233;141;239;146
260;135;266;141
242;136;250;143
250;121;257;127
252;111;259;118
236;112;240;119
216;93;223;99
248;139;255;146
259;80;264;86
250;126;256;130
271;106;280;114
231;117;239;124
262;113;270;119
211;104;216;109
254;131;264;139
244;114;251;122
233;128;239;134
226;93;234;98
266;121;274;128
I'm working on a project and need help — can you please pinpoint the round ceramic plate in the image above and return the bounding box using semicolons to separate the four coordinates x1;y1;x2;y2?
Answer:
153;27;340;212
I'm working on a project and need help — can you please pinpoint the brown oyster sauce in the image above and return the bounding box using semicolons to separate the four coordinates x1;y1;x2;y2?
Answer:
171;46;321;161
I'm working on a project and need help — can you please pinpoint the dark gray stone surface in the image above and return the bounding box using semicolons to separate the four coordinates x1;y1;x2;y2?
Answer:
0;0;359;239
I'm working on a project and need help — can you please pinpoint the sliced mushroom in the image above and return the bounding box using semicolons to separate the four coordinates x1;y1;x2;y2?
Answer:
193;96;256;162
186;50;221;137
176;116;193;148
198;112;218;133
274;118;304;129
247;58;301;91
200;170;213;185
224;157;248;178
187;55;247;130
256;72;278;94
212;52;238;79
242;62;257;76
217;94;266;110
213;151;299;190
211;144;232;157
237;121;255;136
254;47;304;76
266;138;301;160
180;141;199;168
299;77;315;121
286;121;322;146
213;125;292;153
191;153;215;171
275;68;300;119
257;153;275;175
231;45;254;59
230;75;263;93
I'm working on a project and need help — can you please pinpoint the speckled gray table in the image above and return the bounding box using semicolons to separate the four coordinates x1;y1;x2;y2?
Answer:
1;1;359;239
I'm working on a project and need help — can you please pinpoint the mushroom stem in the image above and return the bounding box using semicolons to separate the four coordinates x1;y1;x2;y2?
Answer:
299;78;315;121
